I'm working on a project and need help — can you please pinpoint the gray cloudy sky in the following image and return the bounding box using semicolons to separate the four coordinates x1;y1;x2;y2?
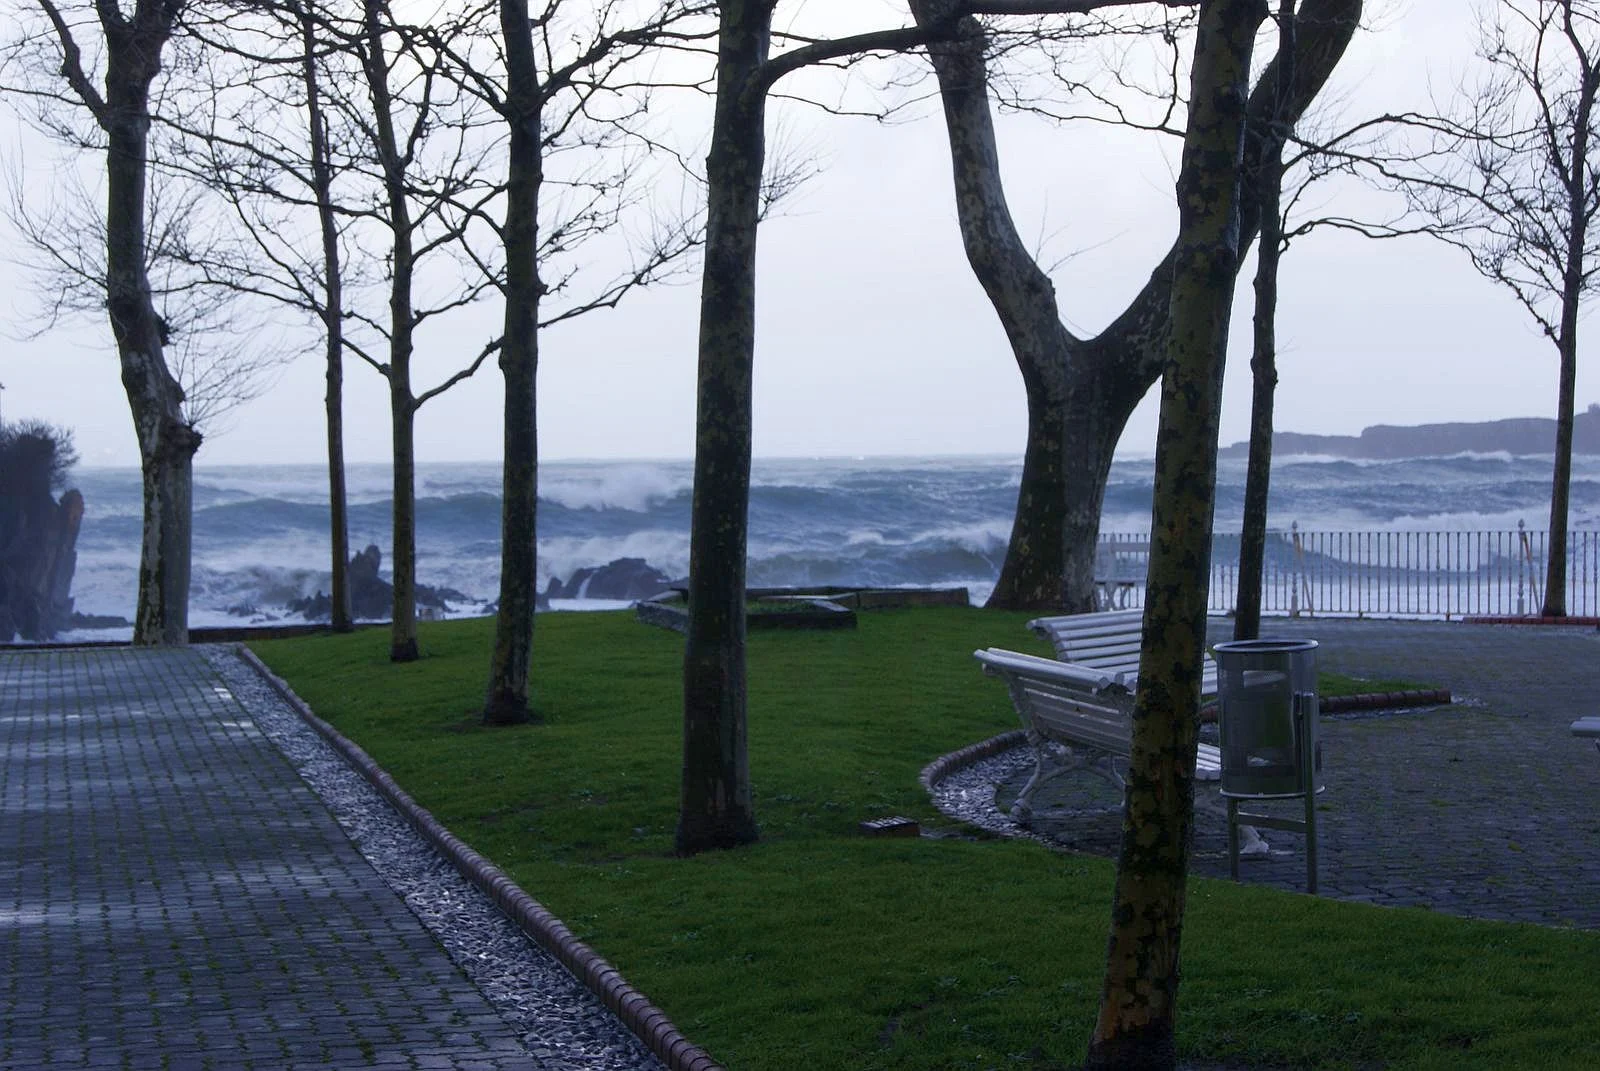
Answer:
3;0;1590;468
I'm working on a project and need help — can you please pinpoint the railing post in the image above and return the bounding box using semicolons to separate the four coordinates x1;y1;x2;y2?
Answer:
1288;522;1300;618
1517;519;1527;617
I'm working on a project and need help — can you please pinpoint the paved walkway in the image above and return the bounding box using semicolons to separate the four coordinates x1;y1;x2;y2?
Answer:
1003;618;1600;927
0;646;542;1071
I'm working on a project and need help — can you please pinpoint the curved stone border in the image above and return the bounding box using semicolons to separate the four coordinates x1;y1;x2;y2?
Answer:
920;687;1452;795
1320;688;1452;713
233;646;723;1071
919;729;1027;792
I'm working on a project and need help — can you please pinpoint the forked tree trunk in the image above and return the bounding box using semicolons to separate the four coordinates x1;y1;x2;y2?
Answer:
484;0;543;726
916;0;1361;613
97;2;199;646
1234;0;1296;642
676;2;773;856
1086;1;1263;1067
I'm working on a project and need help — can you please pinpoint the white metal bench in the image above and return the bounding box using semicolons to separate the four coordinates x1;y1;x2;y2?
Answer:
1026;608;1220;699
974;647;1221;806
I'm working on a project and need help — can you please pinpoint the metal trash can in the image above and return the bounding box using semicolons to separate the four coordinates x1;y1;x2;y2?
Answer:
1213;638;1323;891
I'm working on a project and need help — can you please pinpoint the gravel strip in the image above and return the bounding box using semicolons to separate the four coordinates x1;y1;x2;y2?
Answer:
200;645;663;1071
925;745;1051;841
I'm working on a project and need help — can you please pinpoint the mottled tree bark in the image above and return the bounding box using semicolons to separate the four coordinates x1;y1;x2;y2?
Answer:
677;1;773;855
1085;1;1262;1067
301;3;352;635
1234;0;1296;642
45;0;201;645
483;0;543;726
916;0;1361;612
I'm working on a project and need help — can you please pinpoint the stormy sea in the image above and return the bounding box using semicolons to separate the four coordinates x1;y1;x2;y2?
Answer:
58;451;1600;635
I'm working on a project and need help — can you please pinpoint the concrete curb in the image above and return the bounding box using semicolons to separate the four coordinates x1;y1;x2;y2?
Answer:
232;645;724;1071
1462;615;1600;626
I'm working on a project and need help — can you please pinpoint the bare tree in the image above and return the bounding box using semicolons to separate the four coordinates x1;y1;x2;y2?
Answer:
335;0;503;662
1233;0;1296;640
912;0;1361;613
428;0;709;725
1084;5;1264;1066
2;0;280;643
164;0;367;633
1377;0;1600;617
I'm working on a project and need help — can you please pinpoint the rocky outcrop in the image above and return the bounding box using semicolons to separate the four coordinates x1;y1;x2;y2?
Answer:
1220;403;1600;459
544;557;676;601
287;544;469;622
0;486;83;643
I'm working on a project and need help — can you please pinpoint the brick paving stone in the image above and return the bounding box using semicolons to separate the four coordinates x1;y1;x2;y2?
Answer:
0;646;545;1070
1005;617;1600;928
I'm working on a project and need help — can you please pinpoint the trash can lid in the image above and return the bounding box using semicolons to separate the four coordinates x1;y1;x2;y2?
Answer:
1213;639;1319;655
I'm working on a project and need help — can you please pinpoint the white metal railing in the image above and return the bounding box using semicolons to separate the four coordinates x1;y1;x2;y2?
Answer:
1100;523;1600;619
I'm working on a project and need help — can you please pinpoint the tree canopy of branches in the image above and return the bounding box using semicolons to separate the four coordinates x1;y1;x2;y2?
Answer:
1376;0;1599;617
442;0;709;725
913;0;1361;614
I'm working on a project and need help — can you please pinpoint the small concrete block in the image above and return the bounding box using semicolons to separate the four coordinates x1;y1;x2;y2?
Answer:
859;816;920;837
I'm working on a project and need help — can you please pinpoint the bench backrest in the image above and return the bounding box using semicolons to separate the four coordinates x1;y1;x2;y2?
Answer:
975;647;1134;753
1025;610;1219;696
1026;610;1145;671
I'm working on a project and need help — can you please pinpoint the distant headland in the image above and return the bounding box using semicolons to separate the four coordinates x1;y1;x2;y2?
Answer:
1220;404;1600;459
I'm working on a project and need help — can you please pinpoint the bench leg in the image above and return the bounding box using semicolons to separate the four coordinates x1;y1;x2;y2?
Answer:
1011;732;1121;821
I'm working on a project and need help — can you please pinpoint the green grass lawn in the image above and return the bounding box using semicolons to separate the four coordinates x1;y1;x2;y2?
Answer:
252;609;1596;1070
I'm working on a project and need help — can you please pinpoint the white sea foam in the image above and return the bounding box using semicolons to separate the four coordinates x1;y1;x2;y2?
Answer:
540;463;691;512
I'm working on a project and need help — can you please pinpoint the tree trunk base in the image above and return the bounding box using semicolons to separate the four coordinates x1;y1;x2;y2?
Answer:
390;639;420;663
1083;1024;1177;1071
674;815;759;857
482;691;535;727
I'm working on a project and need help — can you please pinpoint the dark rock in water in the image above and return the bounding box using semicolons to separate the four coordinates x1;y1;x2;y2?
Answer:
0;481;83;642
545;557;675;601
287;544;466;622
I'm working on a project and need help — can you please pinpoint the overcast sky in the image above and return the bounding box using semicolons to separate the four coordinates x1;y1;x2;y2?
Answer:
3;0;1590;469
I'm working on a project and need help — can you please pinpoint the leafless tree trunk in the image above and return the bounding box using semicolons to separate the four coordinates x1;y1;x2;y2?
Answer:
678;1;770;854
481;0;543;724
34;0;200;645
1234;0;1296;641
301;1;353;633
1087;2;1263;1065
